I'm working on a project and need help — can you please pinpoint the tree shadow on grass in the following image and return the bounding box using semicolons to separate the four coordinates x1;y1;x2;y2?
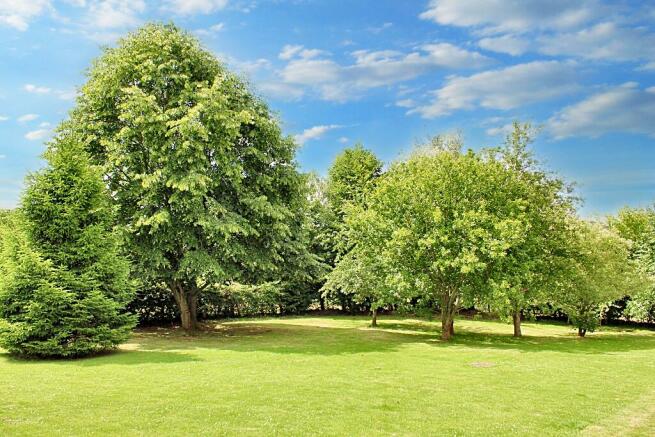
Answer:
130;322;432;356
128;319;655;357
1;349;201;366
374;321;655;355
7;318;648;364
445;331;655;354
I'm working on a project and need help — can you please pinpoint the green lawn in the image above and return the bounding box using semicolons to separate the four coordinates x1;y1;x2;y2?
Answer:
1;316;655;436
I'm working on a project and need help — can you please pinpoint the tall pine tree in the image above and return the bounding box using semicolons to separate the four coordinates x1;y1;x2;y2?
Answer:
0;135;135;357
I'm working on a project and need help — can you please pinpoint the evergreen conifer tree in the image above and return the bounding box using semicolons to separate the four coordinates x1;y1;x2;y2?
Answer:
0;135;135;357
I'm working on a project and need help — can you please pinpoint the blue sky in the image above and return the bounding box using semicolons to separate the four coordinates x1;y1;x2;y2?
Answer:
1;0;654;216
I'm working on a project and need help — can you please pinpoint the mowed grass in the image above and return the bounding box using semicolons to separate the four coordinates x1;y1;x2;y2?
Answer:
2;316;655;436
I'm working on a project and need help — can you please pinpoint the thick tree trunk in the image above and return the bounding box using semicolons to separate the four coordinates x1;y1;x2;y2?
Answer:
578;327;586;337
512;311;522;337
319;296;325;311
171;281;198;331
371;307;378;327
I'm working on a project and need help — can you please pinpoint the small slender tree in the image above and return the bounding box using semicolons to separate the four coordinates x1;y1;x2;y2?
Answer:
323;206;396;327
556;221;648;337
609;207;655;322
0;136;135;357
323;144;383;313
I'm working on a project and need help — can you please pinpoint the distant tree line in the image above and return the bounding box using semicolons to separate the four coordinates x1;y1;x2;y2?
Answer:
0;24;652;357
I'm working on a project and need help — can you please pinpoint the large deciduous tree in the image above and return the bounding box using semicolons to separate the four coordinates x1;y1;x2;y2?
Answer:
0;136;135;357
65;24;304;330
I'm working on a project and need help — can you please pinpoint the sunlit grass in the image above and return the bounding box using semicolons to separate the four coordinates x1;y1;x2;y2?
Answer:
2;316;654;436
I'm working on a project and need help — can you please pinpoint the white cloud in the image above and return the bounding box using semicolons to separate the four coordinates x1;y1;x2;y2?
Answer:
420;0;602;34
338;136;349;144
294;125;342;145
478;35;530;56
410;61;579;118
24;84;51;94
256;81;305;100
0;0;51;31
422;1;655;66
56;89;76;100
368;22;393;34
88;0;145;29
281;58;340;85
485;123;514;136
18;114;39;123
395;99;416;108
278;43;491;102
164;0;228;15
279;45;302;60
637;62;655;72
0;115;8;121
25;128;51;141
233;58;271;75
548;83;655;138
195;22;225;36
0;154;6;159
278;45;324;61
538;22;655;62
23;84;76;100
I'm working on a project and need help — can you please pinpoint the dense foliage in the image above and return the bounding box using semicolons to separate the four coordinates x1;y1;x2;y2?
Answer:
0;137;135;357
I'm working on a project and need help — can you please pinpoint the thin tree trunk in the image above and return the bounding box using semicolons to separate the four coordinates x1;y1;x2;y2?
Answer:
441;293;455;341
512;311;522;337
578;327;586;337
441;310;453;341
189;291;198;330
371;307;378;327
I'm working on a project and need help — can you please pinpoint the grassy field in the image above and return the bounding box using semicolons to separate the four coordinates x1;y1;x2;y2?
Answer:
1;316;655;436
